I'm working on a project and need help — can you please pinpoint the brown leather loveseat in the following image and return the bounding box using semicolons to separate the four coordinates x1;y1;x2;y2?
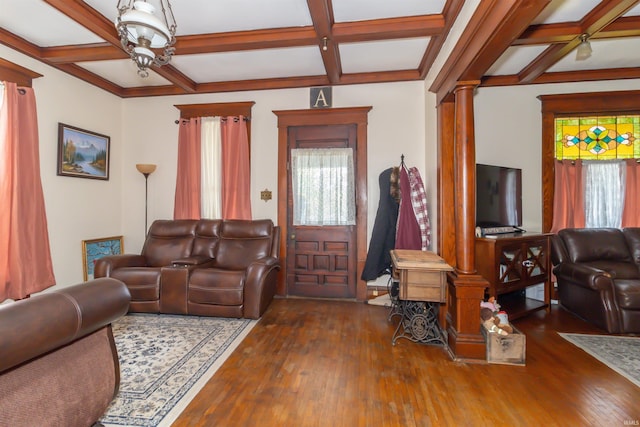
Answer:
551;227;640;333
95;219;280;319
0;278;131;426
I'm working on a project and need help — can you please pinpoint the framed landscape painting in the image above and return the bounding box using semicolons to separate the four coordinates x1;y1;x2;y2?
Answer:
82;236;123;281
57;123;110;180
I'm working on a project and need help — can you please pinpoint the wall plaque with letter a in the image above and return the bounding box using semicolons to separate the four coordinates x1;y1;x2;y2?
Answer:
310;86;332;109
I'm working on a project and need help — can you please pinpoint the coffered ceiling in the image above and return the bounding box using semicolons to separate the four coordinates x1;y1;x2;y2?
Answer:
0;0;639;98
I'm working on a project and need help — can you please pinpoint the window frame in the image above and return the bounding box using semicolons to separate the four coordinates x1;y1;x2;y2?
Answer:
538;90;640;232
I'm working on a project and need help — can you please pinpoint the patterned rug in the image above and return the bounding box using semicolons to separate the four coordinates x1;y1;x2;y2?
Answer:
101;313;256;427
558;333;640;388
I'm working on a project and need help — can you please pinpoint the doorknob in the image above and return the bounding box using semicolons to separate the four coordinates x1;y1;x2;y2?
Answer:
290;233;296;240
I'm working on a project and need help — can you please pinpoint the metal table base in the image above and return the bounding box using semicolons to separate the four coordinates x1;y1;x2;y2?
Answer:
391;300;445;346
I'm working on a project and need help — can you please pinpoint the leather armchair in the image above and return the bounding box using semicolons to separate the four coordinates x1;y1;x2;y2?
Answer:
95;219;205;312
551;227;640;333
0;278;130;426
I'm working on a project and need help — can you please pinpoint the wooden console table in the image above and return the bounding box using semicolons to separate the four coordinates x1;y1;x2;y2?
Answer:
390;250;453;345
474;232;552;320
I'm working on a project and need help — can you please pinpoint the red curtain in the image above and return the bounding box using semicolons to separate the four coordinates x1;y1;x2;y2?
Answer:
0;82;55;300
173;118;202;219
622;159;640;227
550;160;585;233
221;116;252;219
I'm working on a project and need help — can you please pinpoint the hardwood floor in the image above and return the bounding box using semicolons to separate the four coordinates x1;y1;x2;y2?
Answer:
173;298;639;427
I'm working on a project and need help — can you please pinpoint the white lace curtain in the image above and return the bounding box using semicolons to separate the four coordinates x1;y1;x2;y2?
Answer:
291;148;355;226
201;116;222;219
584;160;626;228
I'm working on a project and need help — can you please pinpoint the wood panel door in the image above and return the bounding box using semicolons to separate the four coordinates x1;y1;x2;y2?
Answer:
286;125;357;298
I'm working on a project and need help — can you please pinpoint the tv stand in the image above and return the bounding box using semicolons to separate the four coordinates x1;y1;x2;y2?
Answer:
474;232;552;320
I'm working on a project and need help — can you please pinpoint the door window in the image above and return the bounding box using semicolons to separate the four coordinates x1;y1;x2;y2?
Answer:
290;147;355;226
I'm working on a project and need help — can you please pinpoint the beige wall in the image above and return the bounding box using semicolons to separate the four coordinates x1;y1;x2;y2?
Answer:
475;79;640;233
0;45;123;290
5;37;638;293
1;44;430;291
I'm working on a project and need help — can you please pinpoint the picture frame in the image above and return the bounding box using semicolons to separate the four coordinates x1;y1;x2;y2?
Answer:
82;236;123;281
57;123;110;180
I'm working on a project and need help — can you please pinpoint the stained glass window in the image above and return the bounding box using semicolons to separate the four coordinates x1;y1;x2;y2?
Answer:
554;115;640;160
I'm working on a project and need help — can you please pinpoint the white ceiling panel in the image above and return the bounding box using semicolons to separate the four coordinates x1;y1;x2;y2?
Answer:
170;46;326;83
549;37;640;72
532;0;601;24
78;60;171;88
332;0;446;22
0;0;104;46
84;0;313;36
486;45;549;75
340;38;430;73
624;3;640;15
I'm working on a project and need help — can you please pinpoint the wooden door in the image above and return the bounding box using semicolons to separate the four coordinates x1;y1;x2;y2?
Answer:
286;125;357;298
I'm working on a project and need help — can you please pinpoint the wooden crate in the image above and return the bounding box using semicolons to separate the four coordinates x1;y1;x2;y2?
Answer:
483;325;526;366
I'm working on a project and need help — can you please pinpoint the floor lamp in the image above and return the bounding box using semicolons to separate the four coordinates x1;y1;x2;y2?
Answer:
136;163;157;235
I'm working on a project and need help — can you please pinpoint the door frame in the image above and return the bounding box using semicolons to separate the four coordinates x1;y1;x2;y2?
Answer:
273;107;372;300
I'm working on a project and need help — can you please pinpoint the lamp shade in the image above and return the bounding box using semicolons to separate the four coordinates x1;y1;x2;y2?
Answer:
136;163;157;175
575;34;592;61
119;1;171;47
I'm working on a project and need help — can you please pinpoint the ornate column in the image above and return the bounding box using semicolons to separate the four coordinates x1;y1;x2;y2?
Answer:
445;81;489;362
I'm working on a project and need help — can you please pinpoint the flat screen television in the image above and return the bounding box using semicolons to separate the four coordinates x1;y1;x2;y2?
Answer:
475;163;522;228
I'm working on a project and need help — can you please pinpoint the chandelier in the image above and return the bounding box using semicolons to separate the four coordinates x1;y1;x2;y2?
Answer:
115;0;177;77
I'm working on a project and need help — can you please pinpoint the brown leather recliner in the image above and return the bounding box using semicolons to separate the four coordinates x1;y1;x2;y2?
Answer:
95;219;204;313
95;219;280;319
551;227;640;333
0;278;130;426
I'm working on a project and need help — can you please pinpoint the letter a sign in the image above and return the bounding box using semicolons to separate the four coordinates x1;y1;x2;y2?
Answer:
310;86;332;109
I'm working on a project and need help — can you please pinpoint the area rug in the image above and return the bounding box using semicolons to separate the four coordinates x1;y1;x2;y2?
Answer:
558;332;640;388
101;313;256;427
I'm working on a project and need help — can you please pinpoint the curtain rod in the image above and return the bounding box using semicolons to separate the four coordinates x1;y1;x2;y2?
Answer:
174;116;250;124
0;82;25;94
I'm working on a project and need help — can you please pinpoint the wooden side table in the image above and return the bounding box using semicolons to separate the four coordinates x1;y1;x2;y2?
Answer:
390;250;454;345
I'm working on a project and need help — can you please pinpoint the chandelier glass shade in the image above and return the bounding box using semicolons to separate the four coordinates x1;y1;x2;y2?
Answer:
575;33;592;61
116;0;177;77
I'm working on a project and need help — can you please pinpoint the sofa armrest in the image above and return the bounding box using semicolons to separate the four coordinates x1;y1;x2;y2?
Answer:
553;262;615;291
244;257;281;319
0;278;131;373
94;254;147;277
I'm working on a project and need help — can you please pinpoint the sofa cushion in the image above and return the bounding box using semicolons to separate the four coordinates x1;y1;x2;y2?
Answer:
192;219;222;259
214;220;274;270
589;261;640;280
111;268;161;301
142;220;198;267
614;280;640;309
558;228;632;263
188;269;244;306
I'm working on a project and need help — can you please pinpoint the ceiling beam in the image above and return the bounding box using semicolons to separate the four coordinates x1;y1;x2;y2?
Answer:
429;0;551;102
149;64;197;93
516;0;640;83
307;0;341;84
333;15;444;42
418;0;465;79
482;66;640;87
41;43;127;63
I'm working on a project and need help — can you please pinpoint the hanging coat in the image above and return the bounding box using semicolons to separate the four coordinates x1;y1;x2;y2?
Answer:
395;166;422;250
408;167;431;251
361;168;400;281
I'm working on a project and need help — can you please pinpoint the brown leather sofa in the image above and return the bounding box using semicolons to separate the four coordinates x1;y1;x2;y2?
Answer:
551;227;640;333
95;219;280;319
0;278;131;427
